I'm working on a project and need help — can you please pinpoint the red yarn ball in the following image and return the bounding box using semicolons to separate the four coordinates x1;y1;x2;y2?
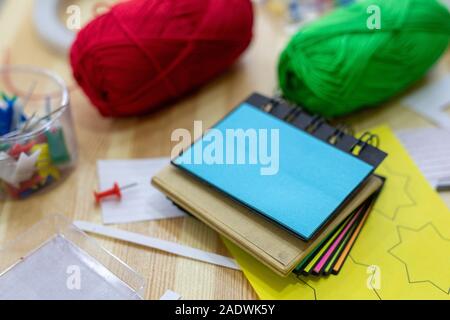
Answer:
70;0;254;117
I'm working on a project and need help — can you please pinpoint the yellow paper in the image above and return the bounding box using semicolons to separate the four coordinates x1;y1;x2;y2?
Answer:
224;125;450;300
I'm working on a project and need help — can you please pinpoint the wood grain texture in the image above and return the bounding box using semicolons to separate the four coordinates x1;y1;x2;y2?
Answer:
0;0;448;300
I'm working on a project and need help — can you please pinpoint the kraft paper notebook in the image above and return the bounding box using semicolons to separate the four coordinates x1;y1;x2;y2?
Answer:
152;92;387;276
172;93;386;240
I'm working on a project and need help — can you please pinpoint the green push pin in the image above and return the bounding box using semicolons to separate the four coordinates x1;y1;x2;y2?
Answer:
45;128;71;165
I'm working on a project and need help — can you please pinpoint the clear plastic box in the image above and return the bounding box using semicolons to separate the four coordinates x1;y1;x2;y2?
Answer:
0;215;146;300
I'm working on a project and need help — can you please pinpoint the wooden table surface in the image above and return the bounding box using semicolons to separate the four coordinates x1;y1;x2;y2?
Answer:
0;0;448;300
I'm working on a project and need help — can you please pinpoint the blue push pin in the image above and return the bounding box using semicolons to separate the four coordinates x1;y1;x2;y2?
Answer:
1;93;30;136
0;93;16;136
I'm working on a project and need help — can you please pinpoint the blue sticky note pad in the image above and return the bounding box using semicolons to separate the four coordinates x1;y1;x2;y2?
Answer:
173;103;374;240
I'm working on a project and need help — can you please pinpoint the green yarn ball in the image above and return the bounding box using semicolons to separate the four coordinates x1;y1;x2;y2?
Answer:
278;0;450;117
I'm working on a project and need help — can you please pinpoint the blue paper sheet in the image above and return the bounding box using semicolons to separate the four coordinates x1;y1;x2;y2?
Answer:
173;103;373;240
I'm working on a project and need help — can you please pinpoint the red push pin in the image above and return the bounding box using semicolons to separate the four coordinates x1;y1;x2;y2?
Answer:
9;141;36;158
94;182;138;204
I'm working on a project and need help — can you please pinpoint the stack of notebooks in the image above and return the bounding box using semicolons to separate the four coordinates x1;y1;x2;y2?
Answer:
152;93;387;277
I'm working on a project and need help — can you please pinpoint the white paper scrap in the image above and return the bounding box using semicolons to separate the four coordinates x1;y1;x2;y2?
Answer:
397;127;450;188
402;75;450;129
97;158;186;224
74;221;241;271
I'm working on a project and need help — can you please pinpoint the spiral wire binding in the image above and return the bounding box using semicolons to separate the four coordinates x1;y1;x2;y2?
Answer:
266;94;353;139
328;124;352;145
305;115;325;133
356;132;380;149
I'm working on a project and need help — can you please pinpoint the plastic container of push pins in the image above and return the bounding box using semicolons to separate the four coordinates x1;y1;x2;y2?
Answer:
0;66;77;200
